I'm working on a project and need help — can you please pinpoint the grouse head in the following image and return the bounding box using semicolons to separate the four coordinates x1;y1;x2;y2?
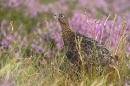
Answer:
54;14;68;25
54;14;75;46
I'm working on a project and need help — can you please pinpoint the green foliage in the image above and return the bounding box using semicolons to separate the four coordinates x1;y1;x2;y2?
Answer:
0;46;129;86
40;0;57;4
0;5;44;34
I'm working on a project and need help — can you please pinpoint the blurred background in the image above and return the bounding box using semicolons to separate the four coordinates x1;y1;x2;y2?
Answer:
0;0;130;55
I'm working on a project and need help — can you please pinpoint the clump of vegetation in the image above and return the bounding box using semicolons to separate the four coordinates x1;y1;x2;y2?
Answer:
0;0;130;86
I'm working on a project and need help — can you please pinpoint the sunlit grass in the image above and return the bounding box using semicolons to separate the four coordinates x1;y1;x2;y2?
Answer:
0;37;129;86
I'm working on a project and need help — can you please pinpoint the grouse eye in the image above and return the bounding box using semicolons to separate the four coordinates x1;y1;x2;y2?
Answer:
60;15;64;18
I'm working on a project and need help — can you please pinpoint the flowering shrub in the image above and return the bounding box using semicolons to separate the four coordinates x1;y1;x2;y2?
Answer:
0;0;129;52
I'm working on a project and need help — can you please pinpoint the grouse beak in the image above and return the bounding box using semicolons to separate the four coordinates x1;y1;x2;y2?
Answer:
53;14;59;19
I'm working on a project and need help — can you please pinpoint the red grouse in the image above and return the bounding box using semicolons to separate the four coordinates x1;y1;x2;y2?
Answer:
54;14;115;72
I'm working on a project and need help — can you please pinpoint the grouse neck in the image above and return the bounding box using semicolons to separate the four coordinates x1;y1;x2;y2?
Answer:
60;23;75;46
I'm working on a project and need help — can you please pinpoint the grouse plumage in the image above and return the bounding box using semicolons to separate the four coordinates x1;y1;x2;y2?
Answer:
55;14;115;72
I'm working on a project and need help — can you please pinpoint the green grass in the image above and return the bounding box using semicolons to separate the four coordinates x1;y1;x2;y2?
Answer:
0;41;129;86
40;0;57;4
